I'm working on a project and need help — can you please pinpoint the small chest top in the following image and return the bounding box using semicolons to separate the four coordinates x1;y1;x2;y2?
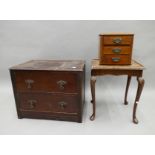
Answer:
10;60;85;71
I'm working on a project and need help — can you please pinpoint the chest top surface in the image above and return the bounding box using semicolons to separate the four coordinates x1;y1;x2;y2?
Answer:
92;59;144;70
10;60;85;71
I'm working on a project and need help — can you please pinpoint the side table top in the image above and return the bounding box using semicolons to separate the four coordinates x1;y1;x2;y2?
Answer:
92;59;145;70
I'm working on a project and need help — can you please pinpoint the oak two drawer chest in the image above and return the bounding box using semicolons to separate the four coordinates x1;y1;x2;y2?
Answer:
10;60;85;122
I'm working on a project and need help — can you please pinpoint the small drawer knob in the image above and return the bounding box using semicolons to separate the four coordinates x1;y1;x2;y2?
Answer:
57;80;67;90
113;38;122;44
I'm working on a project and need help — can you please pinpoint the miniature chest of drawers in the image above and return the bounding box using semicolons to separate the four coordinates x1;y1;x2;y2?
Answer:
10;60;85;123
99;33;134;65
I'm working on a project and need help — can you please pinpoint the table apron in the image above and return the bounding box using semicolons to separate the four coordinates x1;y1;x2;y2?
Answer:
91;69;143;77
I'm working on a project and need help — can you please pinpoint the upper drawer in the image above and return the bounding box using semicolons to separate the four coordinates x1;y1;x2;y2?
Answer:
13;71;79;93
103;46;131;55
101;35;134;45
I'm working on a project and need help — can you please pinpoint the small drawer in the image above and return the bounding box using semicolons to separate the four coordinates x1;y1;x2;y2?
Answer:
18;93;79;114
101;55;131;65
14;71;78;93
102;35;133;45
103;46;131;55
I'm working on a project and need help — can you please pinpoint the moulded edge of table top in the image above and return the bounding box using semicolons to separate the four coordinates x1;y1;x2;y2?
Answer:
91;59;145;70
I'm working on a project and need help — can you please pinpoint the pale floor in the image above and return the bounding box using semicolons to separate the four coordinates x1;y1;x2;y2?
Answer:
0;80;155;135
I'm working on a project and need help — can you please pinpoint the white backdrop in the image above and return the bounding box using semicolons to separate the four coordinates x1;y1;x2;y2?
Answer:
0;20;155;134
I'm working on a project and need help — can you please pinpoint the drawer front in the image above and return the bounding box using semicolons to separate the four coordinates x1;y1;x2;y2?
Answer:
101;55;131;65
102;35;133;45
102;46;131;55
14;71;78;93
18;93;79;114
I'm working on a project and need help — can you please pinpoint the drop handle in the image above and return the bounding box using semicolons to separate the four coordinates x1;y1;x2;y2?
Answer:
112;57;120;62
112;48;121;54
113;38;122;44
27;100;37;109
58;101;67;109
57;80;67;90
25;79;34;89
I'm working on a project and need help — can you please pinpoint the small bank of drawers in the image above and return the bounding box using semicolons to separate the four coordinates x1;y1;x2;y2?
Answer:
10;60;85;123
99;34;134;65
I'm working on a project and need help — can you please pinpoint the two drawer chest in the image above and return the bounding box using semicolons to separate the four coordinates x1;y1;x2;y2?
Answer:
99;34;134;65
10;60;85;122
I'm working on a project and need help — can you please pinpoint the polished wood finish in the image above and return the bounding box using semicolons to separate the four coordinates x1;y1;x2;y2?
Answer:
99;34;134;65
90;59;145;124
10;60;85;123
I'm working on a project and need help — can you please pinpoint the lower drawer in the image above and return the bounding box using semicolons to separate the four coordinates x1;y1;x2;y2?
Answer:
17;93;80;115
100;55;131;65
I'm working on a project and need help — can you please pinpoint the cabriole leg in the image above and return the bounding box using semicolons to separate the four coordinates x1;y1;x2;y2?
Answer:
133;77;145;124
90;76;96;121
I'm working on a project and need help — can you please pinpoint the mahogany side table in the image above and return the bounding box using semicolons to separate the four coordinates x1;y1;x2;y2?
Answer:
90;59;145;124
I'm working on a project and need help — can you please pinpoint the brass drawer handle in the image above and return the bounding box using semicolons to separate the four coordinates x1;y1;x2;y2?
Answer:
112;57;120;62
27;100;37;109
112;48;121;54
25;79;34;89
58;101;68;109
113;38;122;44
57;80;67;90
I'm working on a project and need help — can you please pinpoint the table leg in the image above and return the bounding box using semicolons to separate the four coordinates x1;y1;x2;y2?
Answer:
90;76;96;121
133;77;145;124
124;76;131;105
